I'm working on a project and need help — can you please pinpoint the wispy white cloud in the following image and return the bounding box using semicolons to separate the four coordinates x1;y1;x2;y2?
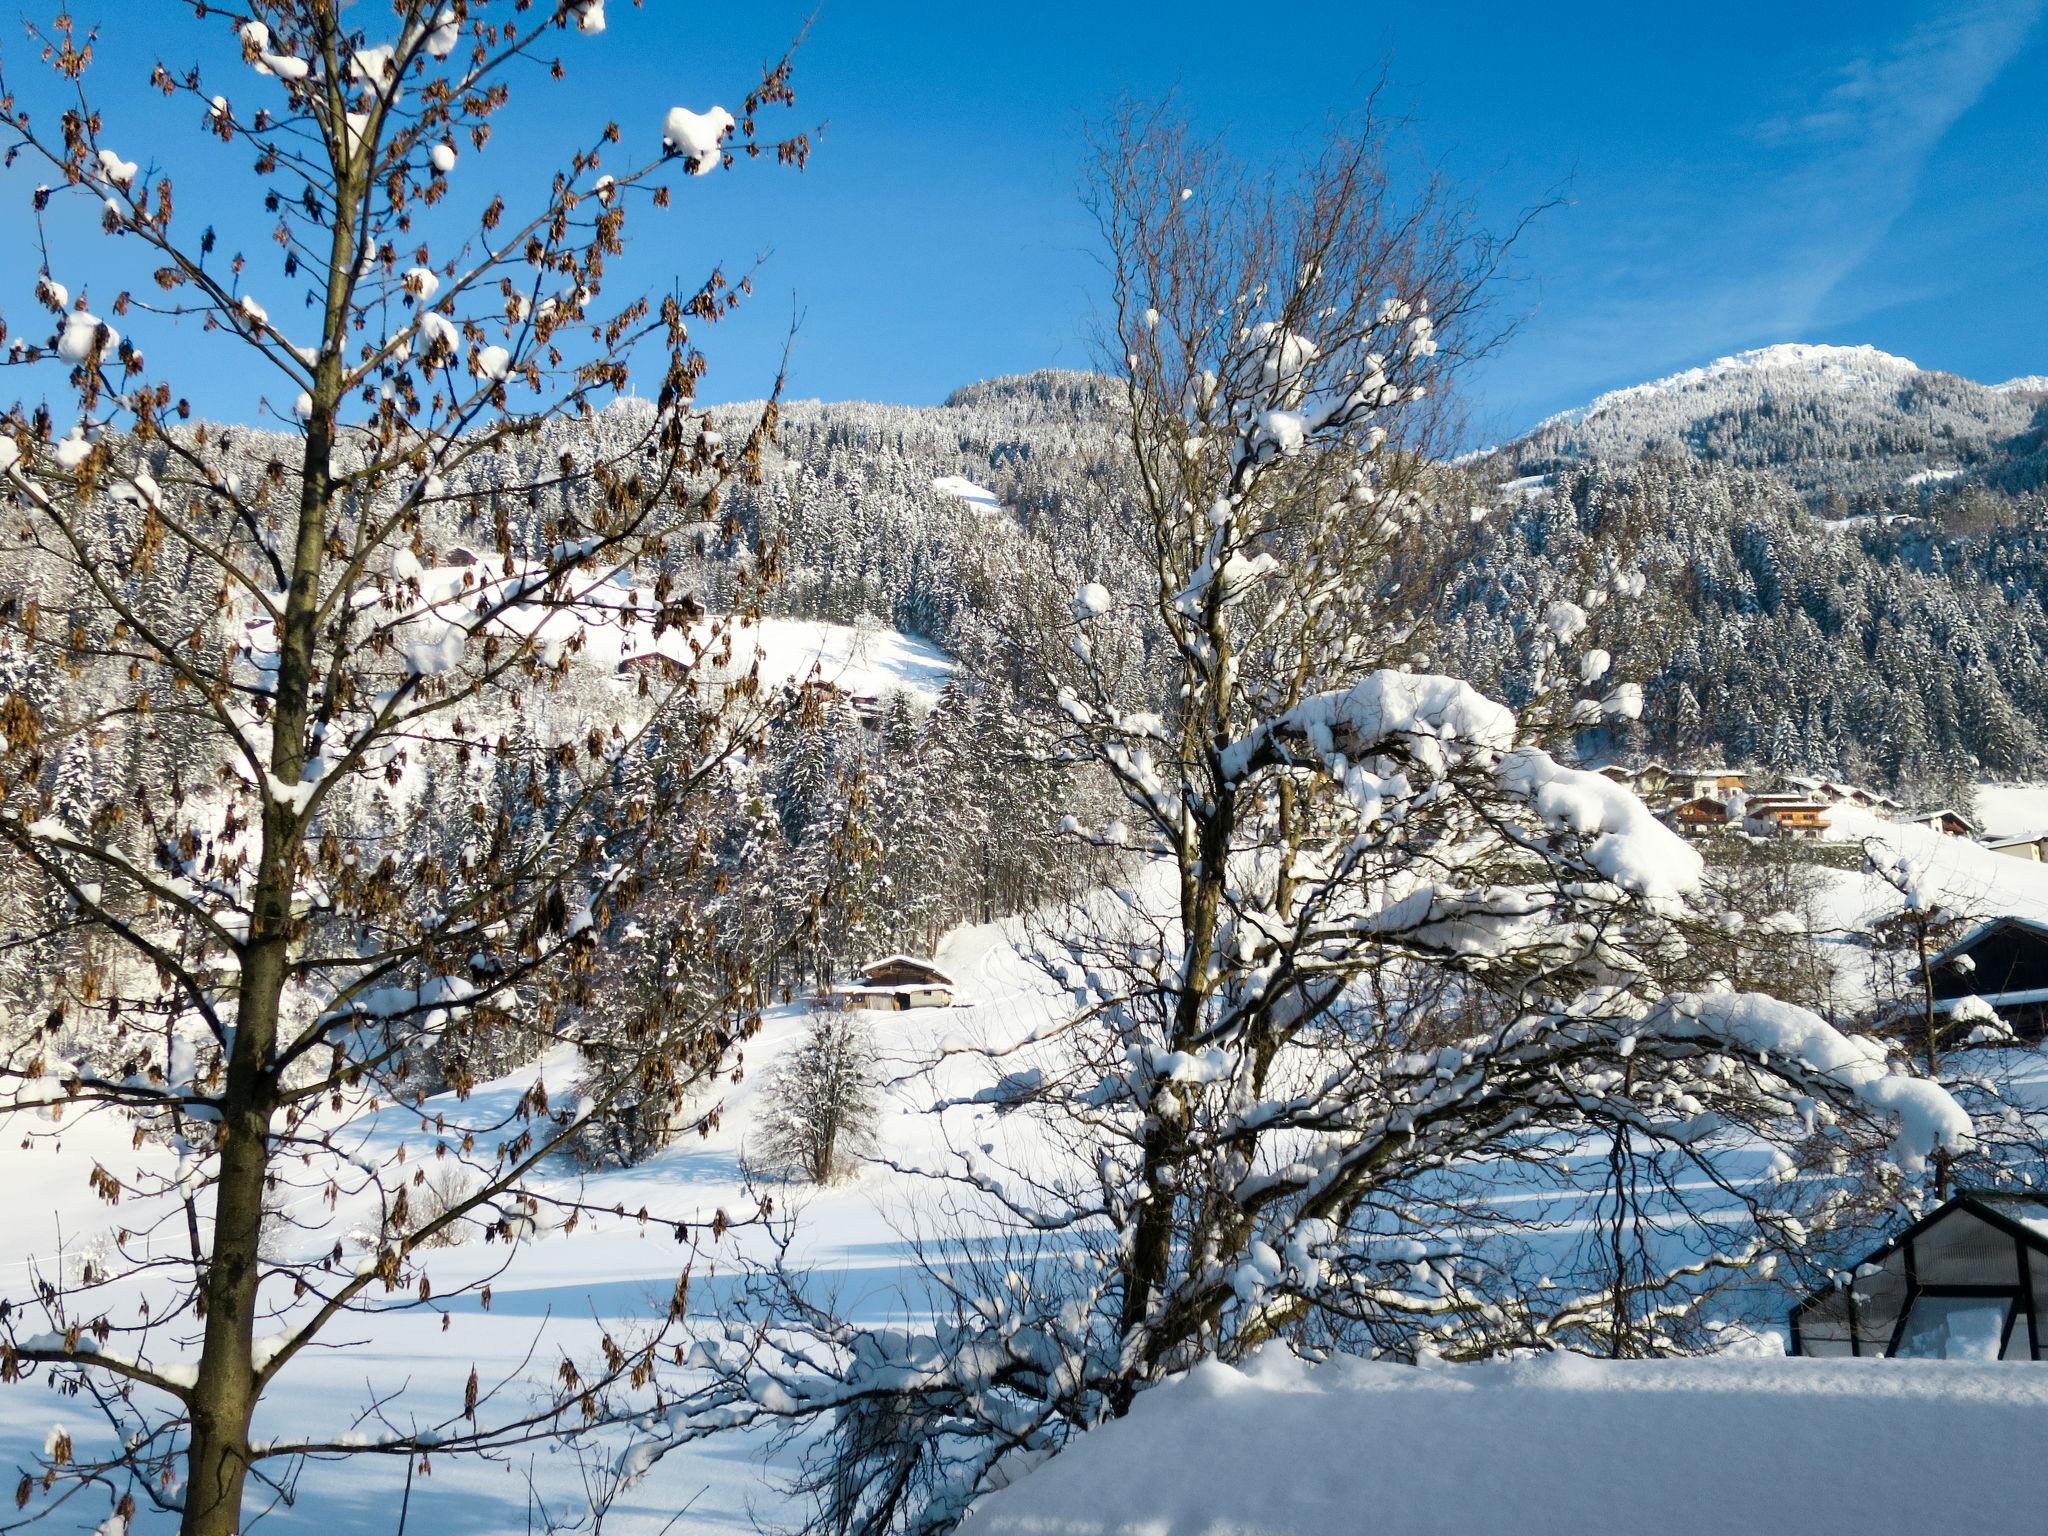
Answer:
1490;0;2044;429
1764;0;2045;324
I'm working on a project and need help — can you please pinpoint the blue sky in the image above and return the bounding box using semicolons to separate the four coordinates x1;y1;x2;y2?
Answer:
5;1;2044;440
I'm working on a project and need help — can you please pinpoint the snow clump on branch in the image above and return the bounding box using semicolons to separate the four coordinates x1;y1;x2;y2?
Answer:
662;106;734;174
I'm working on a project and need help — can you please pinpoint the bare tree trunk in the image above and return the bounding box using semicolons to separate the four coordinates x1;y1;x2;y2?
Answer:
182;127;355;1529
181;943;282;1536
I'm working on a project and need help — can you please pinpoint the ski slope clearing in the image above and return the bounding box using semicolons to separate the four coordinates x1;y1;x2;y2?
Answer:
628;613;957;703
932;474;1005;514
959;1349;2048;1536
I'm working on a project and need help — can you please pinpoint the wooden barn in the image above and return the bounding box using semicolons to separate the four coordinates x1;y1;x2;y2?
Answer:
1919;916;2048;1042
822;955;956;1012
1790;1190;2048;1360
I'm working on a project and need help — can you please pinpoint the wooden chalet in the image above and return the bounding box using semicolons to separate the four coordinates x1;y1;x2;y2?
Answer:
1589;762;1744;805
1670;794;1730;834
616;648;688;683
1742;793;1832;840
1917;916;2048;1043
1909;807;1980;839
821;954;956;1012
1669;766;1746;802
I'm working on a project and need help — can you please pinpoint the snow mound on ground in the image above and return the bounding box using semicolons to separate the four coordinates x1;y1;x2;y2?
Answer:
961;1349;2048;1536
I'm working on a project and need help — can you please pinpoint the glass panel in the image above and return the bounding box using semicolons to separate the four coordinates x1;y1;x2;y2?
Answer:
1896;1296;2012;1360
1794;1293;1856;1356
1851;1264;1910;1353
1911;1211;2021;1287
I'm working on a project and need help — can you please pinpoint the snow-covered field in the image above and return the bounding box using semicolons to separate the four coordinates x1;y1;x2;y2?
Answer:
1817;802;2048;935
5;791;2047;1534
1974;783;2048;842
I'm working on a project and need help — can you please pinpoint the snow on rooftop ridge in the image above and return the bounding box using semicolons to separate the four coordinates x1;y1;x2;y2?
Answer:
1536;343;1924;432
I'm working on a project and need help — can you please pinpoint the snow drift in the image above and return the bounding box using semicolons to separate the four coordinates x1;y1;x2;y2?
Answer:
960;1349;2048;1536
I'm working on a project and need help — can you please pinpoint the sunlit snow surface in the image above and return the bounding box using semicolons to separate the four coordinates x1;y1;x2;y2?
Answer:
931;474;1005;514
960;1349;2048;1536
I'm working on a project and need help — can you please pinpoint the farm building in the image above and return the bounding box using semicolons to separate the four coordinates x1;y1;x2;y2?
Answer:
1789;1190;2048;1360
822;955;955;1012
1917;915;2048;1042
1669;794;1730;834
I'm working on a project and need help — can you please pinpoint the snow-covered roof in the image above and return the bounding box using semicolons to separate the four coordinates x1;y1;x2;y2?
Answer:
1908;806;1981;833
858;953;954;985
1983;831;2048;850
1928;985;2048;1016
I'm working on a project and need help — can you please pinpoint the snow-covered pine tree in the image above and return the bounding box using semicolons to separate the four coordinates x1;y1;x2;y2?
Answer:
0;7;807;1533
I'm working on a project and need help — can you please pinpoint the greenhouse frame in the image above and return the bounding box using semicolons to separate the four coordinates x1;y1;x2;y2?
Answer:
1789;1190;2048;1360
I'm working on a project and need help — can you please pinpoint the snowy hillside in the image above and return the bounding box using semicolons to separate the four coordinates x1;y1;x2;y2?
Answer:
0;908;1068;1535
1539;343;1924;431
1504;342;2046;501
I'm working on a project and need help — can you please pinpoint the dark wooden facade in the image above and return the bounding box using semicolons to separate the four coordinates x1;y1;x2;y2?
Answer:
1928;917;2048;1043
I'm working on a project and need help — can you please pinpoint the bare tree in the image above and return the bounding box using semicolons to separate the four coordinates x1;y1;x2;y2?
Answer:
0;5;809;1533
759;1009;881;1183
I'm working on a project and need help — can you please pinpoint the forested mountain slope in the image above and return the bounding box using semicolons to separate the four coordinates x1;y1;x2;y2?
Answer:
1499;343;2048;505
713;364;2048;799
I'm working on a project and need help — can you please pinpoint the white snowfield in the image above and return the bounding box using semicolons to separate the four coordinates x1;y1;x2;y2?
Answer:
707;614;957;703
960;1349;2048;1536
1818;802;2048;935
932;473;1005;514
1974;782;2048;843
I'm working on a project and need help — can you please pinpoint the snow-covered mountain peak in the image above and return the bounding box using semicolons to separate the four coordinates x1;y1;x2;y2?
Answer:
1542;343;1922;431
1506;340;2045;500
